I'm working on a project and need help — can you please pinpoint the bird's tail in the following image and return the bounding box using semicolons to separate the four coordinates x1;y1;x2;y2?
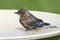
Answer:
43;23;57;28
42;23;50;26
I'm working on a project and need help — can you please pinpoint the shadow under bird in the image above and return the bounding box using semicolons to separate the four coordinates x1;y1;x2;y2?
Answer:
15;9;57;31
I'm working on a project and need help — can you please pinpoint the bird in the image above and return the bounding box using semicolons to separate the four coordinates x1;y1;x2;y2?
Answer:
15;9;56;31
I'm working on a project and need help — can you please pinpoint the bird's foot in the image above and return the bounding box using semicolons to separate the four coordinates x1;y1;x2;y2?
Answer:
25;29;32;31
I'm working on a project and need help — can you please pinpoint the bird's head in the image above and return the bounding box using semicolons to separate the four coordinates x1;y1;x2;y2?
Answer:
15;9;28;15
15;8;30;18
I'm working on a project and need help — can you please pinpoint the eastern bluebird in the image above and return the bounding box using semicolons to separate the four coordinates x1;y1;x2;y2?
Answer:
15;9;57;31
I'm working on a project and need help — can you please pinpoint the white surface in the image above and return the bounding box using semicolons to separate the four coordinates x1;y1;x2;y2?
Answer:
0;10;60;40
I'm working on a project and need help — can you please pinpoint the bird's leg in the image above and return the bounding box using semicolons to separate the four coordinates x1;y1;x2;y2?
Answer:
24;26;32;31
22;24;32;31
22;22;32;31
32;26;37;29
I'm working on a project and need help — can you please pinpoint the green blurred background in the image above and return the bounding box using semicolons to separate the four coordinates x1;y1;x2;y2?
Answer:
0;0;60;40
0;0;60;14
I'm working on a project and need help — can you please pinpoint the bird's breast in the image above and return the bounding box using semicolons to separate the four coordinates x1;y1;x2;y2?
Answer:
26;18;33;24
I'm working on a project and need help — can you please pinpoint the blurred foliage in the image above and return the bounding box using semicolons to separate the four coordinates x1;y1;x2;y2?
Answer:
0;0;60;14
